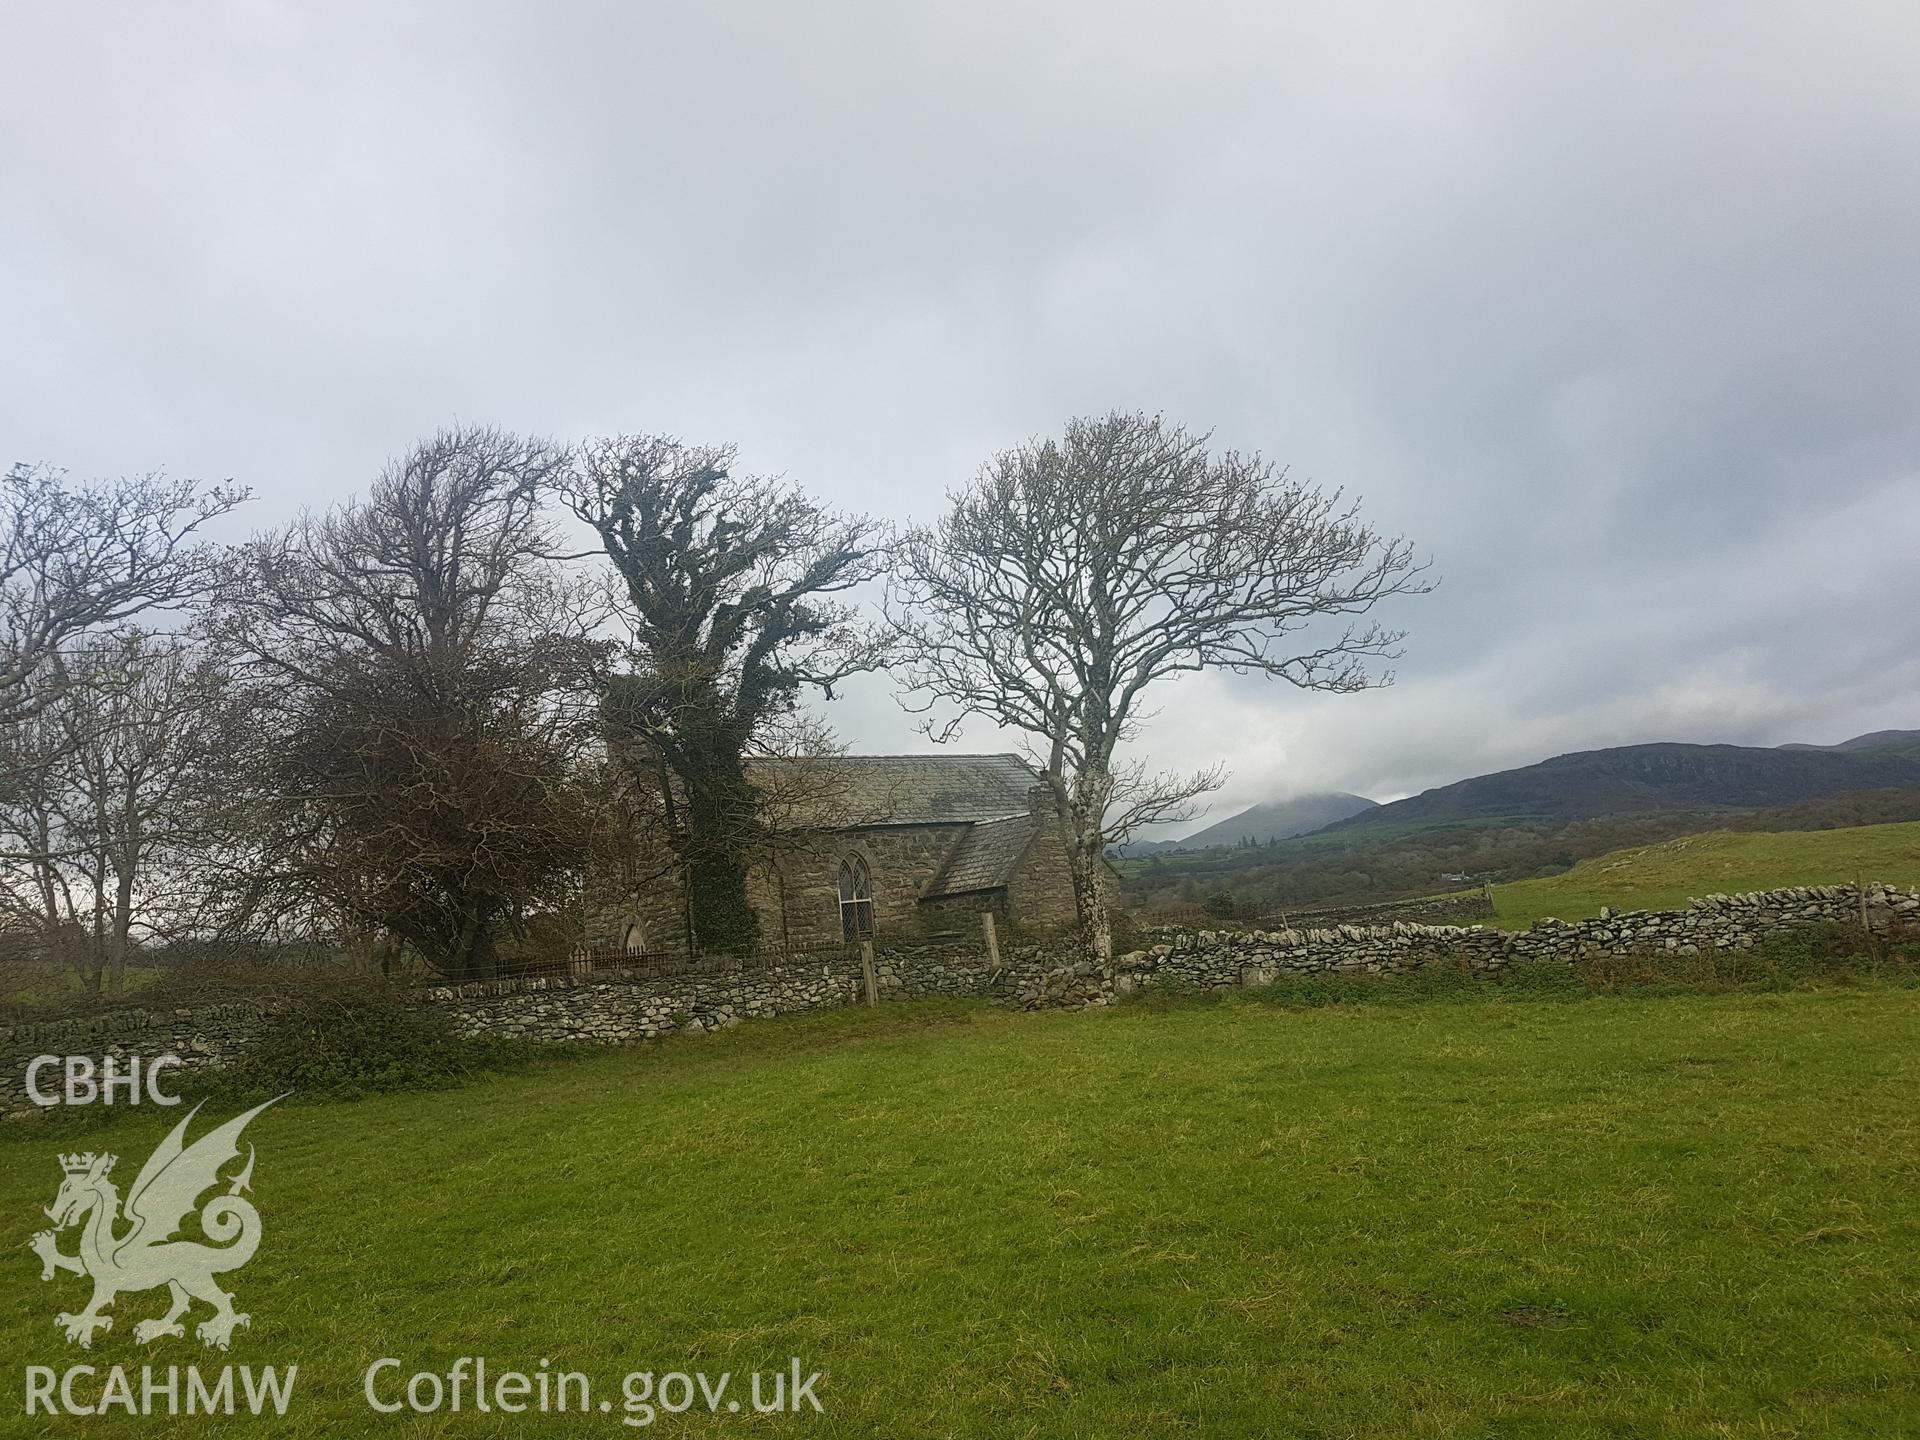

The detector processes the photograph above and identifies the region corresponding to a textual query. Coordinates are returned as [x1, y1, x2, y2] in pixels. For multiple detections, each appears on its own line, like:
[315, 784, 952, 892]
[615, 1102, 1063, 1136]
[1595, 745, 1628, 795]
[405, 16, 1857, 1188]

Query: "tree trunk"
[84, 855, 108, 994]
[673, 748, 762, 957]
[684, 849, 759, 955]
[108, 870, 136, 996]
[1066, 832, 1114, 963]
[414, 907, 499, 983]
[609, 706, 764, 958]
[451, 913, 499, 983]
[465, 925, 498, 982]
[1055, 766, 1116, 964]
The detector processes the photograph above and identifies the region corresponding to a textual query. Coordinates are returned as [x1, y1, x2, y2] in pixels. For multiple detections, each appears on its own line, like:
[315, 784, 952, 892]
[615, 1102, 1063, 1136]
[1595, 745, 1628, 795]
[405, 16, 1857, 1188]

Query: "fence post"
[981, 911, 1002, 980]
[860, 939, 878, 1006]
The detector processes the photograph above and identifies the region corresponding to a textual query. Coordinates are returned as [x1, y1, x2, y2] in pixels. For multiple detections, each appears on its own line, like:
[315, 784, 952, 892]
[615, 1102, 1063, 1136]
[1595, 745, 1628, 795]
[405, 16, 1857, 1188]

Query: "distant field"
[1484, 821, 1920, 929]
[0, 963, 165, 1010]
[3, 988, 1917, 1437]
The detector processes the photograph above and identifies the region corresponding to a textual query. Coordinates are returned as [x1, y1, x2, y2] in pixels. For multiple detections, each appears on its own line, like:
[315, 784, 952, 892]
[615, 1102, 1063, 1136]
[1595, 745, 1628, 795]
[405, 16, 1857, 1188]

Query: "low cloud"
[4, 2, 1914, 833]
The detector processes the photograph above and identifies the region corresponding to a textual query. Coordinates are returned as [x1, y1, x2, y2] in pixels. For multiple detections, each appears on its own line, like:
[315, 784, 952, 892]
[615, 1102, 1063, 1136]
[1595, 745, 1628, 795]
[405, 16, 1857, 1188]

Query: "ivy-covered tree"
[561, 436, 887, 954]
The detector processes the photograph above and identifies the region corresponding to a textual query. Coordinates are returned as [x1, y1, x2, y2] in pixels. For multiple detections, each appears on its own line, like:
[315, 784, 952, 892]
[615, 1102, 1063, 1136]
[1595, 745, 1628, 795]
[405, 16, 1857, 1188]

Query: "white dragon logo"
[28, 1097, 283, 1350]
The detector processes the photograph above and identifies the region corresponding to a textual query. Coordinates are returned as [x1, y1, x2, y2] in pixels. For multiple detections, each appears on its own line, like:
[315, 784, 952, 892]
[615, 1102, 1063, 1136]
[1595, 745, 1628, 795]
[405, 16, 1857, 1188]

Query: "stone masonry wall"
[0, 1001, 271, 1119]
[604, 824, 982, 956]
[1005, 809, 1082, 929]
[4, 882, 1913, 1118]
[1091, 881, 1919, 1006]
[760, 825, 974, 950]
[417, 937, 1015, 1045]
[1275, 890, 1497, 929]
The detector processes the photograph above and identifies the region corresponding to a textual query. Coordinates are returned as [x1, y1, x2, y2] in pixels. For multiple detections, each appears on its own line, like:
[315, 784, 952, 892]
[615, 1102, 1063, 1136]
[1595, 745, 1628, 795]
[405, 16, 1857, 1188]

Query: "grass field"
[4, 986, 1916, 1437]
[1484, 821, 1920, 929]
[0, 965, 165, 1012]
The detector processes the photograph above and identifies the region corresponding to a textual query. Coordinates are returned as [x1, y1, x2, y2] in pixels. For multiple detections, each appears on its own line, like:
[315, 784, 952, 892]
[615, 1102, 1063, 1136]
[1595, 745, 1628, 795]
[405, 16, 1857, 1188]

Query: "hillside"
[1482, 820, 1920, 928]
[1149, 791, 1377, 852]
[1120, 786, 1920, 921]
[1780, 728, 1920, 753]
[1323, 741, 1920, 836]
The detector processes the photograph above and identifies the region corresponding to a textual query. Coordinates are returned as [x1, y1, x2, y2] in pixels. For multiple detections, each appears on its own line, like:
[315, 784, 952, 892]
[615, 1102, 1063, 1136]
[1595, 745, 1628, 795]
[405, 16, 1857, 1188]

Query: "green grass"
[4, 987, 1917, 1437]
[0, 964, 166, 1011]
[1484, 821, 1920, 929]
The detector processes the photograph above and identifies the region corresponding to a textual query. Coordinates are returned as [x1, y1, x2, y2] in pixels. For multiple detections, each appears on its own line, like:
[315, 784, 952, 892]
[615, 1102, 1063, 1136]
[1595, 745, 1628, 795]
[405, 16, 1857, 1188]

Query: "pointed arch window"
[838, 856, 874, 941]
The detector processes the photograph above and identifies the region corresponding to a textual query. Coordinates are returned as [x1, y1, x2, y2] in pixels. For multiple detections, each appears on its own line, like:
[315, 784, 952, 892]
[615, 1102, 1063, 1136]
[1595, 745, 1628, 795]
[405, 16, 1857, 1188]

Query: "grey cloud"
[3, 2, 1915, 833]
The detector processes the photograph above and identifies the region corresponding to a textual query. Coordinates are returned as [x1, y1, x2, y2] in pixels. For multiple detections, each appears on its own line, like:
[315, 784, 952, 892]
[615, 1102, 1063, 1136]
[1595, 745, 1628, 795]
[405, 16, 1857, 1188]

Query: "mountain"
[1321, 741, 1920, 836]
[1133, 792, 1379, 854]
[1779, 729, 1920, 753]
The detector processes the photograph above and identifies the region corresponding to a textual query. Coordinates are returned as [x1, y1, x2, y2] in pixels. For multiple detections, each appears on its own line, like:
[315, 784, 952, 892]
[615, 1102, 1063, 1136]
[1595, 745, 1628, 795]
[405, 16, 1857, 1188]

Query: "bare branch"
[209, 427, 598, 980]
[0, 462, 247, 729]
[886, 410, 1433, 958]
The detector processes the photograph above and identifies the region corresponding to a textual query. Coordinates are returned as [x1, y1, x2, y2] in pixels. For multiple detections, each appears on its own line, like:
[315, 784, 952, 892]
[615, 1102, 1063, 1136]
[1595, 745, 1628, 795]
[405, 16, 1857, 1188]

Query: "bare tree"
[1, 463, 244, 728]
[0, 705, 84, 988]
[215, 427, 597, 980]
[561, 435, 888, 955]
[888, 411, 1431, 960]
[0, 632, 234, 995]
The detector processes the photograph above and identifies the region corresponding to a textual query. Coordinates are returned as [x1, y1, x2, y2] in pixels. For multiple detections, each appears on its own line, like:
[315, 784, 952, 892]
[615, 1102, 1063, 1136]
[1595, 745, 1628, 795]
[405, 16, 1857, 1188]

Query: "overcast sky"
[5, 2, 1917, 832]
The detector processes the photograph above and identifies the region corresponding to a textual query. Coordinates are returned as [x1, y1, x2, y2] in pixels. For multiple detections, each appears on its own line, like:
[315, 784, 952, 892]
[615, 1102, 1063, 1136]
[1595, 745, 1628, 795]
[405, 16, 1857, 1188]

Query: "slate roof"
[753, 752, 1041, 827]
[921, 815, 1037, 899]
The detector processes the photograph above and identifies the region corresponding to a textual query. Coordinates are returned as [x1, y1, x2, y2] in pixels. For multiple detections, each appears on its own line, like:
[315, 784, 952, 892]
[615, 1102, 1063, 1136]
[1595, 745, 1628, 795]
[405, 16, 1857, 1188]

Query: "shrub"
[194, 978, 542, 1103]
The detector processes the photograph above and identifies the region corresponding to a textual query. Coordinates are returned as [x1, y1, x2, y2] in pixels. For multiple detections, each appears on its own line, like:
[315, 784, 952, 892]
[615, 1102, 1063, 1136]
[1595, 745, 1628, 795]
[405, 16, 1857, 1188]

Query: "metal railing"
[488, 940, 859, 984]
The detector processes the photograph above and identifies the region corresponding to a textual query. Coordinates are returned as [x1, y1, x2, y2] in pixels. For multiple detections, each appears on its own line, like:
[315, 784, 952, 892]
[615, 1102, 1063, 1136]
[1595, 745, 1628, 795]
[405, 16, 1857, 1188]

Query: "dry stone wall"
[0, 1001, 270, 1119]
[1276, 889, 1496, 929]
[419, 939, 1026, 1044]
[399, 880, 1920, 1033]
[4, 882, 1913, 1117]
[1097, 880, 1917, 999]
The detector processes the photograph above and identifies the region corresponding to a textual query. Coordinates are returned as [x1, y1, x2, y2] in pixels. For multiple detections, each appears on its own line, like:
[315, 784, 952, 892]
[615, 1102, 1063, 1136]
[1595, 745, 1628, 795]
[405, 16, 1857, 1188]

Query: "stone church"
[608, 753, 1083, 955]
